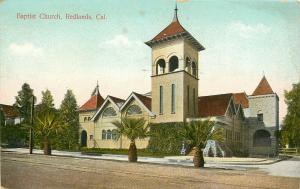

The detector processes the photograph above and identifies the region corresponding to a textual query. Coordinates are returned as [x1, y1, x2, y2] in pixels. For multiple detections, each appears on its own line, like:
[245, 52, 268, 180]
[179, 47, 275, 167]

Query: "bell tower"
[145, 5, 205, 122]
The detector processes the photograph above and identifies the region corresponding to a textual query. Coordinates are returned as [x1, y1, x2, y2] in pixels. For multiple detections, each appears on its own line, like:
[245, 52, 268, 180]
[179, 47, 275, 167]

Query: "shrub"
[147, 122, 183, 155]
[81, 148, 177, 157]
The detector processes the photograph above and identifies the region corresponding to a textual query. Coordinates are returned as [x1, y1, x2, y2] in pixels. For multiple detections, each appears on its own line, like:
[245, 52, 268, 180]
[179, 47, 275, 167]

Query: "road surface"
[1, 152, 300, 189]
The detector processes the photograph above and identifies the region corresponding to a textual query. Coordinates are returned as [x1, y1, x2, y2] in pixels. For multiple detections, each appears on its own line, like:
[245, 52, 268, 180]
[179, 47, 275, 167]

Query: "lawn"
[81, 148, 180, 158]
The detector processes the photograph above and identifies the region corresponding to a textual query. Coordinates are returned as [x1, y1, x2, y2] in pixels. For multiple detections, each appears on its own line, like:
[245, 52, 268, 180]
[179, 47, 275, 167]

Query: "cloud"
[228, 21, 271, 39]
[8, 42, 43, 57]
[100, 34, 142, 49]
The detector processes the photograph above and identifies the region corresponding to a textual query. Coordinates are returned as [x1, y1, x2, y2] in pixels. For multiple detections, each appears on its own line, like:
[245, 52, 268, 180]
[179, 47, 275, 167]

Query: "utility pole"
[29, 95, 34, 154]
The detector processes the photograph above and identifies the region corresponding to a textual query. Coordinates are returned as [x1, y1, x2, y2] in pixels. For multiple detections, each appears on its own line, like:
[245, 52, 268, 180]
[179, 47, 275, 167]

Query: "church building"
[79, 6, 279, 156]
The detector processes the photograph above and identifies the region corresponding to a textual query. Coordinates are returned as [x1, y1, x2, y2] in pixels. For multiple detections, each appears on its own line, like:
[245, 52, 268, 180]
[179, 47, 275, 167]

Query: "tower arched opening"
[169, 56, 179, 72]
[156, 59, 166, 75]
[253, 130, 271, 147]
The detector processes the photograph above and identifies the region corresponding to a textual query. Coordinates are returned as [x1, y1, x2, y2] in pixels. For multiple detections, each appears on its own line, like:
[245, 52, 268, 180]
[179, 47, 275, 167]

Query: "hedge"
[147, 122, 184, 155]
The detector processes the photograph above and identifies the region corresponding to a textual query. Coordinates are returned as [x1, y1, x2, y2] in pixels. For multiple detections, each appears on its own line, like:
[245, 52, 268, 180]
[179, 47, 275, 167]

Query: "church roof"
[233, 92, 249, 108]
[198, 93, 233, 118]
[252, 76, 274, 96]
[108, 95, 125, 107]
[133, 92, 152, 111]
[145, 7, 204, 51]
[152, 20, 185, 41]
[79, 86, 104, 111]
[120, 92, 154, 116]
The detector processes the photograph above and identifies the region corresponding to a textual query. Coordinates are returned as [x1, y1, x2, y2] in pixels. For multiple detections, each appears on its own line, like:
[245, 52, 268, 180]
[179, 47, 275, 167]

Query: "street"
[1, 152, 300, 189]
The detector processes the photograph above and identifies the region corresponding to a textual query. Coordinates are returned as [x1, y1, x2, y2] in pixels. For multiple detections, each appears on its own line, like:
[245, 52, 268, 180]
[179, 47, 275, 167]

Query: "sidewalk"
[1, 148, 279, 168]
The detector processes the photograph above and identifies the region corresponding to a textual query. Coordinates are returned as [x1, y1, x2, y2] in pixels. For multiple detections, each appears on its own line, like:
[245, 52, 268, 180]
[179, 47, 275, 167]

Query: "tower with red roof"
[247, 76, 279, 155]
[145, 5, 204, 122]
[78, 83, 104, 147]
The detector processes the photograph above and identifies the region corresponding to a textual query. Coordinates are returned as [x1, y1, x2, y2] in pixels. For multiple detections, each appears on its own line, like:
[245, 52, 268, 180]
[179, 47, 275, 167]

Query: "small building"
[0, 104, 21, 126]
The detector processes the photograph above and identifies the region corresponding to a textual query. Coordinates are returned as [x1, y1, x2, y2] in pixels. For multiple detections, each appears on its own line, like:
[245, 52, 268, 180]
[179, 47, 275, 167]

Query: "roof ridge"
[198, 93, 233, 98]
[108, 95, 125, 103]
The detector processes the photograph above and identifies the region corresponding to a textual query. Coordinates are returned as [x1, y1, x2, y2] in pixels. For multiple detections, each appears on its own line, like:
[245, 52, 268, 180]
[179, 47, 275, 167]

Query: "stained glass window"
[127, 105, 142, 115]
[107, 130, 112, 139]
[112, 129, 118, 140]
[102, 107, 117, 117]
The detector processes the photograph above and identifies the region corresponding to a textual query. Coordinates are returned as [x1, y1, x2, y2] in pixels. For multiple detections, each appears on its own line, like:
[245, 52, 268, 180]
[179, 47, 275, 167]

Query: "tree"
[0, 108, 5, 127]
[112, 117, 149, 162]
[34, 109, 61, 155]
[282, 82, 300, 147]
[180, 120, 224, 168]
[41, 89, 54, 108]
[58, 90, 79, 150]
[34, 89, 56, 149]
[14, 83, 36, 124]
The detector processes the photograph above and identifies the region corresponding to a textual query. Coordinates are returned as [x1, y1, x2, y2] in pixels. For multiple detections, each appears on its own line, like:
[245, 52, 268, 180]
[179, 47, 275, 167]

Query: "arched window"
[253, 130, 271, 147]
[191, 62, 197, 76]
[102, 107, 117, 117]
[127, 105, 142, 115]
[169, 56, 179, 72]
[156, 59, 166, 75]
[102, 130, 106, 140]
[88, 117, 91, 121]
[84, 117, 87, 122]
[112, 129, 118, 140]
[185, 57, 191, 73]
[107, 130, 112, 140]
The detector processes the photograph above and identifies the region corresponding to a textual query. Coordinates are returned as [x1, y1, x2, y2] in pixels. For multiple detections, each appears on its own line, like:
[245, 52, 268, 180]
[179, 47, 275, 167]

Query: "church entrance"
[253, 129, 271, 147]
[81, 130, 87, 147]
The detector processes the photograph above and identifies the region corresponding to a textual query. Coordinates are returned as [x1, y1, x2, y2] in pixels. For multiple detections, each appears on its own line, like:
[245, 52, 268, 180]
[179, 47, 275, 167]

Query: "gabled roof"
[0, 104, 19, 118]
[91, 95, 125, 121]
[252, 76, 274, 96]
[233, 92, 249, 108]
[145, 7, 204, 51]
[79, 87, 104, 111]
[133, 92, 151, 111]
[120, 92, 154, 117]
[108, 95, 125, 107]
[198, 93, 233, 118]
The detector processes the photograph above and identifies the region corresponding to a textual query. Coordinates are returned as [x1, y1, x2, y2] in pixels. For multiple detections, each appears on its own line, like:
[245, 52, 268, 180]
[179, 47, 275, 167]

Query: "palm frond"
[180, 120, 224, 148]
[112, 117, 149, 142]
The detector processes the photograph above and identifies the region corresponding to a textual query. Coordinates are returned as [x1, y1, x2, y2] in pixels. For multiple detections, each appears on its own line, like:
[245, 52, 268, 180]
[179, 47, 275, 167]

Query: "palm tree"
[180, 120, 224, 168]
[112, 117, 149, 162]
[34, 109, 61, 155]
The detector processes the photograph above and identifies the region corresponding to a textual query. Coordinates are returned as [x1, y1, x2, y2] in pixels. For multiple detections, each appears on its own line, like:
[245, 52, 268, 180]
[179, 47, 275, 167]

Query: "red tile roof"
[233, 92, 249, 108]
[152, 21, 186, 41]
[79, 93, 104, 111]
[252, 76, 274, 96]
[0, 104, 19, 118]
[198, 94, 232, 118]
[133, 92, 152, 111]
[145, 13, 204, 51]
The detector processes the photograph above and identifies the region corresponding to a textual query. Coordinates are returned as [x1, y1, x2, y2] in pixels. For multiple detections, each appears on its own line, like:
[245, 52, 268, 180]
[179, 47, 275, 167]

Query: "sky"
[1, 0, 300, 123]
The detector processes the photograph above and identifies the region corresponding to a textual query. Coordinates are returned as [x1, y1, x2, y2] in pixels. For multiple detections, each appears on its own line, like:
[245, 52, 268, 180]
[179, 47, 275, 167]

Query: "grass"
[81, 148, 180, 158]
